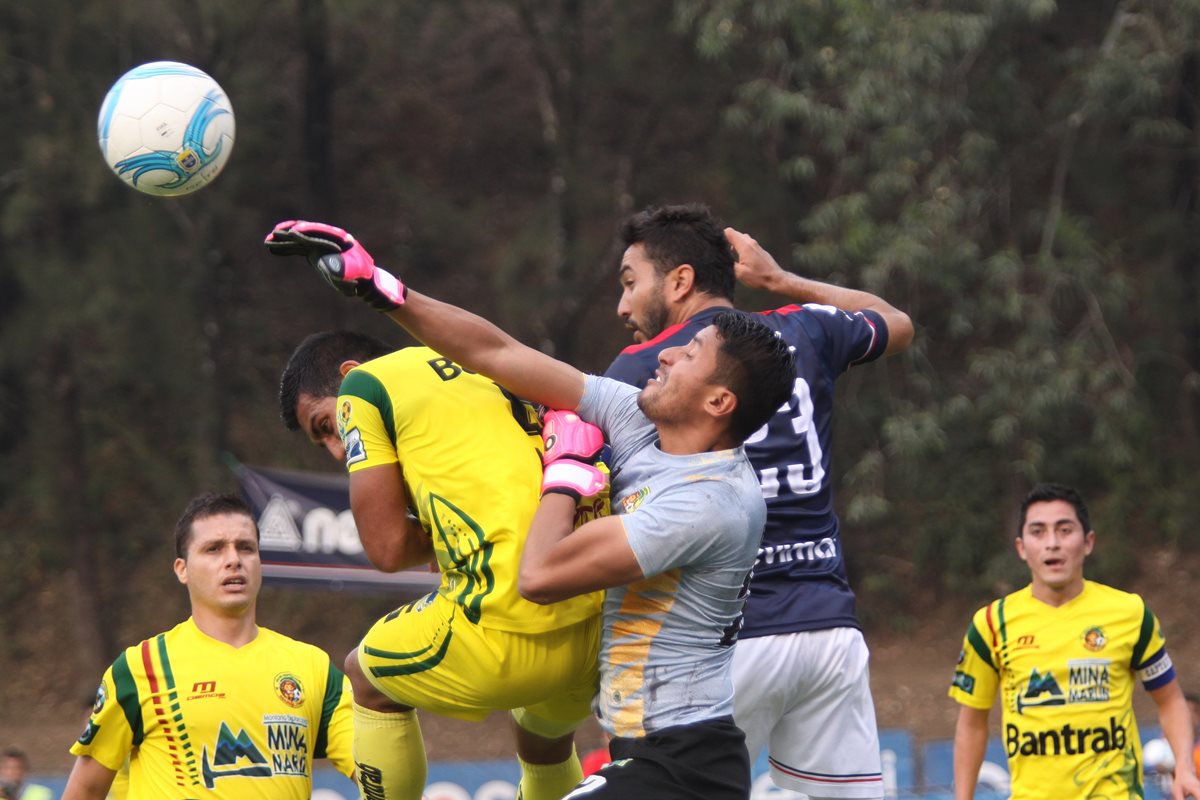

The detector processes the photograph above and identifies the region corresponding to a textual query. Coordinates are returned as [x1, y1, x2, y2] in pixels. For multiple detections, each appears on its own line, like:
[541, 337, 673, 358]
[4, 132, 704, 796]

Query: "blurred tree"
[678, 0, 1200, 604]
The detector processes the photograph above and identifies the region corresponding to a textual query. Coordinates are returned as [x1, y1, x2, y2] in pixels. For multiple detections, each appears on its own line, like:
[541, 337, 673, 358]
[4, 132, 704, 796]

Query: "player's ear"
[666, 264, 695, 300]
[703, 385, 737, 421]
[1014, 536, 1028, 563]
[174, 557, 188, 586]
[1083, 530, 1095, 556]
[338, 359, 361, 378]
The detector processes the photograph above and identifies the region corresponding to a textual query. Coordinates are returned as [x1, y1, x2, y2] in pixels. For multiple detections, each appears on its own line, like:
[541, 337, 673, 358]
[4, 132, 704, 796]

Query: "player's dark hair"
[175, 492, 258, 558]
[619, 204, 736, 300]
[0, 746, 27, 765]
[1018, 483, 1092, 536]
[709, 311, 796, 443]
[279, 331, 392, 431]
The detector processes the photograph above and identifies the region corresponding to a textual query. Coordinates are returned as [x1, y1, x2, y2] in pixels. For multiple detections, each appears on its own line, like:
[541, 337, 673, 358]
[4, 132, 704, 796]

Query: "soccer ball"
[97, 61, 235, 196]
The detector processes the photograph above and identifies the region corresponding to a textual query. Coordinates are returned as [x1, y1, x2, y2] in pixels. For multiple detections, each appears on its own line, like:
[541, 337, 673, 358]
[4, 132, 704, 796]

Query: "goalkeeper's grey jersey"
[577, 375, 766, 737]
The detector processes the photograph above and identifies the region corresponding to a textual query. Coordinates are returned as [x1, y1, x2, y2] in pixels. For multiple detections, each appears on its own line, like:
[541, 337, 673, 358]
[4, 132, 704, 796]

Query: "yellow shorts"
[357, 592, 601, 736]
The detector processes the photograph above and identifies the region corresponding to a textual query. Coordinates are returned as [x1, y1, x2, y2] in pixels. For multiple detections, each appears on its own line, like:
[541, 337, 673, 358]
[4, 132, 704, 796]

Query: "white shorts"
[732, 627, 882, 799]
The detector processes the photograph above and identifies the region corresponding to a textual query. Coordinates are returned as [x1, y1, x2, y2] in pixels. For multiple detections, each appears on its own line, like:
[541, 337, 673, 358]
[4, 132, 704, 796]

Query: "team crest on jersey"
[620, 486, 650, 514]
[1081, 626, 1107, 652]
[337, 399, 354, 436]
[274, 673, 304, 708]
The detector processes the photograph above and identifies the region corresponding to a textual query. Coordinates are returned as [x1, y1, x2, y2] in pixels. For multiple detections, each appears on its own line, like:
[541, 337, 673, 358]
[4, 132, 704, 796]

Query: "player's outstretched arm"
[265, 221, 585, 410]
[725, 227, 914, 355]
[951, 705, 989, 800]
[1149, 679, 1200, 799]
[385, 289, 584, 411]
[61, 756, 117, 800]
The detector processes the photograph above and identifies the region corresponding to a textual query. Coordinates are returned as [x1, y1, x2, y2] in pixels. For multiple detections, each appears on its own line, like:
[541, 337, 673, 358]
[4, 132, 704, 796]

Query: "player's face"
[1016, 500, 1094, 595]
[617, 244, 671, 343]
[175, 513, 262, 615]
[296, 392, 345, 462]
[637, 325, 722, 424]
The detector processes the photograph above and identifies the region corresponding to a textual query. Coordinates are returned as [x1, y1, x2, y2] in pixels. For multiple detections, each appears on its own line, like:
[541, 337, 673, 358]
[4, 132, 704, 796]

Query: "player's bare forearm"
[1149, 680, 1200, 798]
[951, 705, 989, 800]
[726, 227, 914, 355]
[62, 756, 117, 800]
[519, 495, 643, 604]
[384, 289, 585, 410]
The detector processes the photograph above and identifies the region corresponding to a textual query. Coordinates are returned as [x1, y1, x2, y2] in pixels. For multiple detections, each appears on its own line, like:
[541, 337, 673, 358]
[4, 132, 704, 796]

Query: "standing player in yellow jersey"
[949, 483, 1200, 800]
[62, 493, 355, 800]
[277, 331, 603, 800]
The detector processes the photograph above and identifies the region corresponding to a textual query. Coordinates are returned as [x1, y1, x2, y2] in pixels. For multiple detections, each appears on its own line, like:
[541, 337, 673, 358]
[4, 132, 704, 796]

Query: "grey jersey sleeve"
[577, 374, 654, 464]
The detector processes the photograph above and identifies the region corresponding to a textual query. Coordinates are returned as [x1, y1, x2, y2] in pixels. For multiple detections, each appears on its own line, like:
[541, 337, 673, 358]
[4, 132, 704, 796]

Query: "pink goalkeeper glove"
[541, 409, 609, 500]
[264, 220, 406, 311]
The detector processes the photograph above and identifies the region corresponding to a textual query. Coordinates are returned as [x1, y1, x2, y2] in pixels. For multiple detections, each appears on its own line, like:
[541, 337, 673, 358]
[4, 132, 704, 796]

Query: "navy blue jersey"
[604, 303, 889, 638]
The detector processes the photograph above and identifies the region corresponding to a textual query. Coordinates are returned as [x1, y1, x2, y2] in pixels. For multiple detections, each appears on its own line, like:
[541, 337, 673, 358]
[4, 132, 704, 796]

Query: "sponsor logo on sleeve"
[952, 670, 976, 694]
[92, 680, 107, 714]
[343, 427, 367, 465]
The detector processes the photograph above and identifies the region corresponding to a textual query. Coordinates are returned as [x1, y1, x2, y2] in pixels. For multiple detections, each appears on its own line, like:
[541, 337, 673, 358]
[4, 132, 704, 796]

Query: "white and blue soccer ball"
[97, 61, 235, 196]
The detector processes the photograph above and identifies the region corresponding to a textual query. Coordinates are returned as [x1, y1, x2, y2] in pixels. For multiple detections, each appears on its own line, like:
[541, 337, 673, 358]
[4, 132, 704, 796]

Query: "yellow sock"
[516, 747, 584, 800]
[352, 703, 427, 800]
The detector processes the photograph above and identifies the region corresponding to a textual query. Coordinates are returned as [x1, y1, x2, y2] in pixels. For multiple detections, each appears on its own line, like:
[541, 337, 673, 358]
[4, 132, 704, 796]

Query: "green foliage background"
[1, 0, 1199, 698]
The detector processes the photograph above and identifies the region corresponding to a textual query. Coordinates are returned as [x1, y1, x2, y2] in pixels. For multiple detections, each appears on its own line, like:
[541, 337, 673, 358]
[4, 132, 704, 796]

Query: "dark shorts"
[566, 716, 750, 800]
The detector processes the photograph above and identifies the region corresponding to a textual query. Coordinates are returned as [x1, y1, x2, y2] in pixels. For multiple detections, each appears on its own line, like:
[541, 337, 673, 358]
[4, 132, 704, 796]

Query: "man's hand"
[1174, 766, 1200, 799]
[541, 409, 608, 500]
[726, 227, 788, 292]
[265, 220, 406, 311]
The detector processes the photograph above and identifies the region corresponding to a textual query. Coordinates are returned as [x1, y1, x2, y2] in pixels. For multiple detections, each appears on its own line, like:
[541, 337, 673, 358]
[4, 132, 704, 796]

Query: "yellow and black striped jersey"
[949, 581, 1175, 799]
[337, 347, 601, 632]
[71, 619, 353, 799]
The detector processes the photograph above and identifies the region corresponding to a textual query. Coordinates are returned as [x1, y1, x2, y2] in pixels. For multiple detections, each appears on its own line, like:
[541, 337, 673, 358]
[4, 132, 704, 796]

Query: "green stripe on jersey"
[369, 628, 454, 678]
[340, 370, 396, 446]
[314, 661, 343, 759]
[997, 597, 1007, 647]
[1131, 603, 1155, 668]
[427, 493, 495, 625]
[112, 652, 145, 746]
[966, 622, 997, 672]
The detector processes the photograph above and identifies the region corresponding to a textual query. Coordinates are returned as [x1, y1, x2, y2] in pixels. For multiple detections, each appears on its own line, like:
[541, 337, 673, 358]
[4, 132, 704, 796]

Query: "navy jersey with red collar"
[603, 303, 888, 638]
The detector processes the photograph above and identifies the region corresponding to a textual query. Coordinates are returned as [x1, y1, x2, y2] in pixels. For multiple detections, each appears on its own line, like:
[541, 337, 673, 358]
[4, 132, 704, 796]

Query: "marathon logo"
[1005, 716, 1127, 757]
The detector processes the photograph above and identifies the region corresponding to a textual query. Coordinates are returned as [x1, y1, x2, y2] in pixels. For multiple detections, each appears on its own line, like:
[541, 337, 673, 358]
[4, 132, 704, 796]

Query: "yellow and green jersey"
[949, 580, 1175, 799]
[337, 347, 602, 632]
[71, 619, 353, 799]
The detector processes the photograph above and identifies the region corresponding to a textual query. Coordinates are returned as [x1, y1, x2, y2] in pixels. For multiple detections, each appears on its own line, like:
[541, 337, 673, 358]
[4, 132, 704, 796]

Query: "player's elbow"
[518, 566, 565, 605]
[886, 310, 915, 354]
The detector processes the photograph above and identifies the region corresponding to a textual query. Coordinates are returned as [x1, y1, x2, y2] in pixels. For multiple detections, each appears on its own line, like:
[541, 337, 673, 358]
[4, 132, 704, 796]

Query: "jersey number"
[744, 378, 825, 498]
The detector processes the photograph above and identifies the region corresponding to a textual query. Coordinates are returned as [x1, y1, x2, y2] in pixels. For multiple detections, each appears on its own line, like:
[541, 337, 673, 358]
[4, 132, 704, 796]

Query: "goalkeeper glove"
[540, 409, 609, 500]
[264, 220, 406, 311]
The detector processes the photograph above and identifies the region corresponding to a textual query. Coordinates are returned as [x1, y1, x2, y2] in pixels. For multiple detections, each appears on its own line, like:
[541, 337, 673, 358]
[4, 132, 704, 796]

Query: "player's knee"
[344, 646, 414, 713]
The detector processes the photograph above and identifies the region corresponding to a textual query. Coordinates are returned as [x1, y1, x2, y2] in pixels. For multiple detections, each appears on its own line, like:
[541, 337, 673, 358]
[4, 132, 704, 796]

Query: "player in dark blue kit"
[605, 205, 914, 799]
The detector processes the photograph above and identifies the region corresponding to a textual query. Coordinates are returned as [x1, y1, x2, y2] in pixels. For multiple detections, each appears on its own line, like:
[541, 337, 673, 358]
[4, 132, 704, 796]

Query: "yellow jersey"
[337, 347, 602, 632]
[949, 580, 1175, 799]
[71, 619, 353, 799]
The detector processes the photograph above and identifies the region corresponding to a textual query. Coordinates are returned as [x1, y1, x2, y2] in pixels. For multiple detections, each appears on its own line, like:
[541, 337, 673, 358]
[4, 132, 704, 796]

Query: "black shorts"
[567, 716, 750, 800]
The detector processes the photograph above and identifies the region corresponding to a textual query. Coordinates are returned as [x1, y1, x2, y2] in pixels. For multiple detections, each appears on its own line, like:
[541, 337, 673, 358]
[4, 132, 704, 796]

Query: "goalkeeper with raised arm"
[265, 220, 796, 800]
